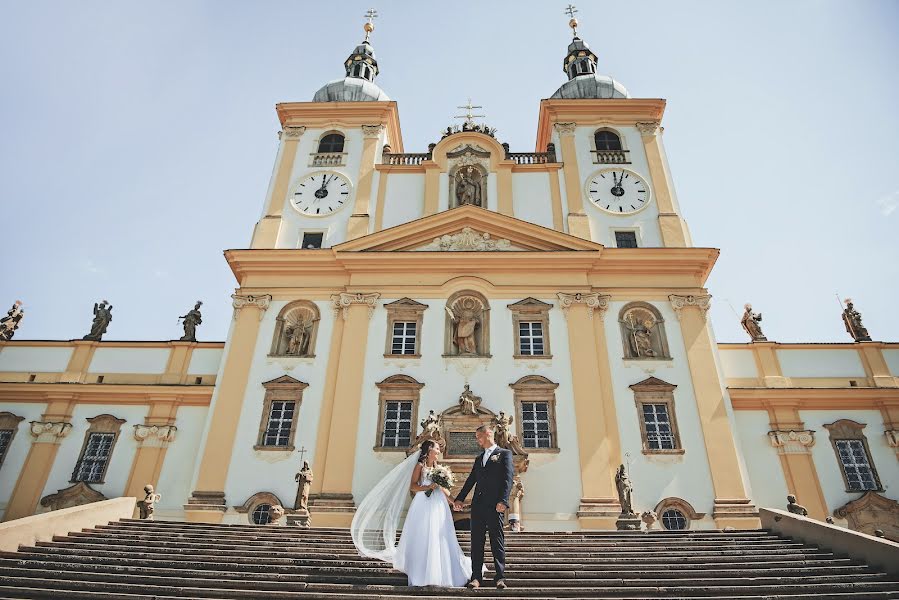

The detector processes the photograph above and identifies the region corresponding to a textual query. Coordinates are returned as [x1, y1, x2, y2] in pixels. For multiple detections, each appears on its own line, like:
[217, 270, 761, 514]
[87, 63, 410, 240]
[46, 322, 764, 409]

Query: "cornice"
[275, 101, 404, 153]
[535, 98, 667, 151]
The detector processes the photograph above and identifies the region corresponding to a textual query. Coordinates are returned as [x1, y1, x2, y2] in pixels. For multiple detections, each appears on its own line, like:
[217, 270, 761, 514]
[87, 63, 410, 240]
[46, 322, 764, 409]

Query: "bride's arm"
[408, 463, 437, 493]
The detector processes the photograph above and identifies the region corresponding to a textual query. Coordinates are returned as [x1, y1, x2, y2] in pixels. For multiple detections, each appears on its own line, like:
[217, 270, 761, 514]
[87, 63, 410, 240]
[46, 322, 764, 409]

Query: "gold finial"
[363, 8, 378, 42]
[565, 4, 579, 36]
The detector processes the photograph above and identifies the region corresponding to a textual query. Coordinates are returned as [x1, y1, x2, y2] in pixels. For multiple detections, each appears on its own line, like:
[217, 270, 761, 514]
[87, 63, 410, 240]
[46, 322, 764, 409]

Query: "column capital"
[556, 292, 610, 319]
[134, 424, 178, 447]
[280, 126, 306, 140]
[768, 429, 816, 455]
[553, 122, 577, 136]
[361, 124, 385, 138]
[669, 294, 712, 321]
[885, 429, 899, 449]
[331, 292, 380, 320]
[636, 121, 662, 137]
[231, 294, 272, 320]
[29, 420, 73, 443]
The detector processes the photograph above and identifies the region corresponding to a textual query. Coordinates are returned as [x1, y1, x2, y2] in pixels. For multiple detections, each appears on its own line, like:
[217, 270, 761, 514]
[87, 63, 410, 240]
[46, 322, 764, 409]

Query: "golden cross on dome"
[363, 8, 378, 42]
[454, 98, 485, 124]
[565, 4, 579, 36]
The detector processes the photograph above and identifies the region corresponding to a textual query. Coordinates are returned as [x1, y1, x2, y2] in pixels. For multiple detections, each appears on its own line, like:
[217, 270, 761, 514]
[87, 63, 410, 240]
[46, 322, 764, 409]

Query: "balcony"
[309, 152, 346, 167]
[382, 152, 429, 166]
[593, 149, 630, 164]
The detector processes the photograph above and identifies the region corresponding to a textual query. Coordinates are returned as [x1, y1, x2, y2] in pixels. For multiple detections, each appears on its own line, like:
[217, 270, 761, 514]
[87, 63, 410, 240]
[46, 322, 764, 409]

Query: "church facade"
[1, 18, 897, 537]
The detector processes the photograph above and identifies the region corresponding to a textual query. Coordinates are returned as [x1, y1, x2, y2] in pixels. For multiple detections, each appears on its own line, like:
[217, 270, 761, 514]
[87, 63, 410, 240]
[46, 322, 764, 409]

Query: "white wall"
[733, 410, 790, 510]
[718, 349, 759, 379]
[777, 349, 866, 378]
[0, 346, 73, 373]
[0, 402, 46, 519]
[154, 405, 208, 518]
[381, 174, 425, 230]
[188, 348, 223, 375]
[511, 172, 555, 230]
[882, 349, 899, 375]
[88, 348, 170, 374]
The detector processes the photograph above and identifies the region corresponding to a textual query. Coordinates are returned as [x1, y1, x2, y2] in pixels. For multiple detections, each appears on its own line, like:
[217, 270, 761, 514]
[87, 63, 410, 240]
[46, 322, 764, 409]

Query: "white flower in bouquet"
[425, 464, 456, 497]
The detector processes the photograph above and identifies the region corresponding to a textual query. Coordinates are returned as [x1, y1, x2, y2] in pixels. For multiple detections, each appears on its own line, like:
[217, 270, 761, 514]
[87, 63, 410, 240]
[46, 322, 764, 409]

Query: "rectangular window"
[390, 321, 417, 355]
[300, 232, 324, 249]
[263, 401, 296, 447]
[74, 432, 115, 483]
[518, 321, 545, 356]
[381, 401, 413, 448]
[0, 429, 13, 467]
[615, 231, 638, 248]
[642, 403, 676, 450]
[521, 401, 552, 448]
[836, 439, 878, 491]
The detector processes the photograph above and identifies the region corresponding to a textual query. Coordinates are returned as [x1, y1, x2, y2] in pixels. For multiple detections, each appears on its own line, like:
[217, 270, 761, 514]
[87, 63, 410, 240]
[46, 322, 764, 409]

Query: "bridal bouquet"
[425, 464, 456, 497]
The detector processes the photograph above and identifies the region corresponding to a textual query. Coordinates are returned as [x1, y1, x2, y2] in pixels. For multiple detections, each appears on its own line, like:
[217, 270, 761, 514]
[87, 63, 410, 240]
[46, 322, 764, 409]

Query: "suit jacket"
[455, 446, 514, 508]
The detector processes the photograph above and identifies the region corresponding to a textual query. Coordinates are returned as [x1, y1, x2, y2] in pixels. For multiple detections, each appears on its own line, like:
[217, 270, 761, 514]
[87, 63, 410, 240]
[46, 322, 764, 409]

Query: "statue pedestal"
[615, 512, 641, 531]
[286, 510, 312, 528]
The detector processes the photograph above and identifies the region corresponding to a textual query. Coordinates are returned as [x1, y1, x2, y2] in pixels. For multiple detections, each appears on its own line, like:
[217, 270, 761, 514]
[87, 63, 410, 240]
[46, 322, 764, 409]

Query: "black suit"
[454, 446, 514, 583]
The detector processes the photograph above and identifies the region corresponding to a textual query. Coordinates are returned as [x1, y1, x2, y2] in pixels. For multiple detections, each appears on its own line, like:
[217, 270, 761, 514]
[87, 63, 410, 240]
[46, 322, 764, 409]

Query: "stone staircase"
[0, 519, 897, 599]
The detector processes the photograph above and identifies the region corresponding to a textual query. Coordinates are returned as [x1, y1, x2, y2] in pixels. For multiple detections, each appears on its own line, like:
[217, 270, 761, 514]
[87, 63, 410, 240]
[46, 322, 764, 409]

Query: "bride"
[351, 440, 474, 587]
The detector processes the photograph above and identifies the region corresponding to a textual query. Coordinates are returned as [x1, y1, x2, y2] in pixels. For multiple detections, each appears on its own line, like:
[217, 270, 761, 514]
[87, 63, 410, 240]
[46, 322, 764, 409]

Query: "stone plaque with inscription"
[448, 431, 482, 456]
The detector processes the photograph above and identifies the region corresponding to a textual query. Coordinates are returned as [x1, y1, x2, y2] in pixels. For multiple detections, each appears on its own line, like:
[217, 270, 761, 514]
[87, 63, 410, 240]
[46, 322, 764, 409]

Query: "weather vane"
[565, 4, 579, 36]
[363, 8, 378, 42]
[454, 97, 485, 125]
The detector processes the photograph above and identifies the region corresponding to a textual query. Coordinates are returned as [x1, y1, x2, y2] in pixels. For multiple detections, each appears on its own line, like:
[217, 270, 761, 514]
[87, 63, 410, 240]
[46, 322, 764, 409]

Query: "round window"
[251, 503, 272, 525]
[661, 508, 688, 530]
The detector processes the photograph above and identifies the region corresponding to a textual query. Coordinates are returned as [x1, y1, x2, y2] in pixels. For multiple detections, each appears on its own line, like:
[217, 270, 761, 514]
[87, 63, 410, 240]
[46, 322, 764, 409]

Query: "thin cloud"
[876, 190, 898, 216]
[80, 259, 105, 275]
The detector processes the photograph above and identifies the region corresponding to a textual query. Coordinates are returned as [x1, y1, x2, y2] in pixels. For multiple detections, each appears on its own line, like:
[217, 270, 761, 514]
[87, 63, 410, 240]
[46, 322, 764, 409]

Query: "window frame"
[824, 419, 883, 493]
[70, 414, 126, 484]
[508, 298, 553, 360]
[510, 375, 560, 453]
[316, 132, 346, 153]
[374, 375, 424, 452]
[614, 230, 639, 248]
[383, 298, 427, 358]
[255, 375, 308, 452]
[591, 127, 630, 164]
[299, 231, 325, 249]
[0, 412, 24, 470]
[630, 377, 684, 455]
[654, 497, 704, 530]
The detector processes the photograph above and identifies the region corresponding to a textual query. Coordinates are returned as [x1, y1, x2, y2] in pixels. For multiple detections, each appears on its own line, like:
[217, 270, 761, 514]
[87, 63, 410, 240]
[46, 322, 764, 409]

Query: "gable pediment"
[334, 205, 604, 253]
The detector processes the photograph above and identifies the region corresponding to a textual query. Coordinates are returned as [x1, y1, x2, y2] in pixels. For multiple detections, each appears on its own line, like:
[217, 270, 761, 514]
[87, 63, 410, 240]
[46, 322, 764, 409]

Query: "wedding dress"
[351, 452, 474, 587]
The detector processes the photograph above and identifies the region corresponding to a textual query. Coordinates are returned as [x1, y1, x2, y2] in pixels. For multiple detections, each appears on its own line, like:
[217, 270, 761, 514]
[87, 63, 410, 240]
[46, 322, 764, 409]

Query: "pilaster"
[251, 126, 305, 249]
[554, 123, 590, 240]
[637, 122, 690, 247]
[346, 125, 383, 240]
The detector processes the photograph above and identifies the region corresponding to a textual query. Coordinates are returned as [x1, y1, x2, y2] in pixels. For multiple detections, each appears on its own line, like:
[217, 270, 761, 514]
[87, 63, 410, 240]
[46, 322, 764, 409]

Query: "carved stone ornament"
[556, 292, 610, 319]
[768, 429, 815, 455]
[362, 124, 385, 138]
[138, 484, 162, 520]
[833, 491, 899, 541]
[741, 303, 767, 342]
[29, 421, 73, 443]
[281, 126, 306, 140]
[668, 294, 712, 321]
[231, 294, 272, 321]
[331, 292, 380, 320]
[635, 121, 661, 137]
[885, 429, 899, 454]
[786, 494, 808, 516]
[40, 481, 106, 512]
[419, 227, 514, 252]
[133, 424, 177, 447]
[553, 122, 577, 135]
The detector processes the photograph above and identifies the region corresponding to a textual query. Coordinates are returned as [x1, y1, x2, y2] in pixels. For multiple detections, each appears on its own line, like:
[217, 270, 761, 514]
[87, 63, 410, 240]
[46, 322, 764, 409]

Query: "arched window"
[661, 508, 688, 530]
[594, 130, 622, 151]
[654, 497, 704, 530]
[317, 133, 345, 153]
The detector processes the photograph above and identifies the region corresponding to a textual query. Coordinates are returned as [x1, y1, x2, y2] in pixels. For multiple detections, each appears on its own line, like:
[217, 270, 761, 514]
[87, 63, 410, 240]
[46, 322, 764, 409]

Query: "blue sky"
[1, 1, 897, 343]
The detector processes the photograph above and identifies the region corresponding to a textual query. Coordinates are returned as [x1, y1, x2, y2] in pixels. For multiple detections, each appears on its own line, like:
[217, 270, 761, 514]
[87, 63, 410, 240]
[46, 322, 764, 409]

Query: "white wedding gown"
[392, 467, 473, 587]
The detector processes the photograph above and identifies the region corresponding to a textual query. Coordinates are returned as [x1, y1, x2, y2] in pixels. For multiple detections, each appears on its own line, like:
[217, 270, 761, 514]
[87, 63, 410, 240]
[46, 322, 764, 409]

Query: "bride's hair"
[417, 440, 436, 463]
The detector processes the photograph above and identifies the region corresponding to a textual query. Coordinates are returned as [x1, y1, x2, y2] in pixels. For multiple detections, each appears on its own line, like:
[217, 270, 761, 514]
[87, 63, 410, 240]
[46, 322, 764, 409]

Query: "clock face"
[291, 172, 351, 216]
[586, 169, 651, 215]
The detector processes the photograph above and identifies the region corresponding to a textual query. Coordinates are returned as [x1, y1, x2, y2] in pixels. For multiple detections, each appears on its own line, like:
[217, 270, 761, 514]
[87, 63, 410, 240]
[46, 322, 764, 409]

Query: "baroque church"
[0, 13, 897, 539]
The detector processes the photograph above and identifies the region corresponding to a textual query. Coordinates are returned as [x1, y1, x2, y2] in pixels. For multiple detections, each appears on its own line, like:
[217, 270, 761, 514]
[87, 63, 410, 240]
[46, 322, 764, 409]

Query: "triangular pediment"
[335, 205, 604, 253]
[629, 376, 677, 391]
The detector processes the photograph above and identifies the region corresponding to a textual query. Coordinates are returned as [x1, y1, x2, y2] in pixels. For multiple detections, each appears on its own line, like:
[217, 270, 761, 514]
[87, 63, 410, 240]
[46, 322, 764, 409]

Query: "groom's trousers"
[469, 504, 505, 582]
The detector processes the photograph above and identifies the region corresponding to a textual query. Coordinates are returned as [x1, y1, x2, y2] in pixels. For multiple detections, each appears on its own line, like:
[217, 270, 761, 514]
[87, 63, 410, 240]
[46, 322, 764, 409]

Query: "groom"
[453, 424, 513, 589]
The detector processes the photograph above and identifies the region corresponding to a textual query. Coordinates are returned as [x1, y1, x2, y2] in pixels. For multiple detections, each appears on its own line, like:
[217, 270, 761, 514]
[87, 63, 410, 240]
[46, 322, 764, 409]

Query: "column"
[857, 344, 899, 388]
[558, 292, 621, 529]
[184, 294, 270, 523]
[124, 397, 179, 499]
[59, 340, 98, 383]
[160, 341, 195, 385]
[751, 341, 791, 388]
[4, 412, 73, 521]
[554, 123, 591, 240]
[310, 292, 378, 527]
[637, 122, 690, 247]
[669, 294, 759, 528]
[765, 402, 828, 520]
[496, 164, 513, 216]
[346, 125, 383, 240]
[251, 126, 305, 249]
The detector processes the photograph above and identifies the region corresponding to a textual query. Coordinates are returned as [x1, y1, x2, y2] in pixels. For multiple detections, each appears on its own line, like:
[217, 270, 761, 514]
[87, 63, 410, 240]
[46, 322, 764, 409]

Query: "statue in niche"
[842, 298, 872, 342]
[615, 463, 635, 515]
[179, 301, 203, 342]
[283, 310, 315, 356]
[740, 303, 767, 342]
[457, 384, 482, 415]
[83, 300, 113, 341]
[454, 166, 483, 207]
[294, 461, 313, 511]
[445, 298, 481, 355]
[622, 308, 657, 358]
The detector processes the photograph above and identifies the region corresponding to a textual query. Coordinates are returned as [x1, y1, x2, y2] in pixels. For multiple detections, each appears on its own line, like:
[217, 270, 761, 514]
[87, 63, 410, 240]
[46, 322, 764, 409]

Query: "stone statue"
[509, 478, 524, 532]
[0, 300, 24, 341]
[624, 312, 656, 358]
[457, 384, 482, 415]
[421, 410, 440, 438]
[446, 302, 479, 355]
[825, 516, 835, 524]
[842, 298, 872, 342]
[741, 303, 767, 342]
[491, 411, 528, 455]
[786, 494, 808, 516]
[294, 461, 313, 511]
[615, 464, 635, 516]
[178, 301, 203, 342]
[83, 300, 113, 341]
[454, 166, 482, 207]
[641, 510, 658, 530]
[137, 484, 161, 520]
[285, 318, 313, 356]
[269, 504, 285, 525]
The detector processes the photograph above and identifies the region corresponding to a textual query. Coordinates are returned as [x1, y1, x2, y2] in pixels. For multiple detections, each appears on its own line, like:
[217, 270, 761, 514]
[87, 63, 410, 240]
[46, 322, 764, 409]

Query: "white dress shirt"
[481, 443, 498, 466]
